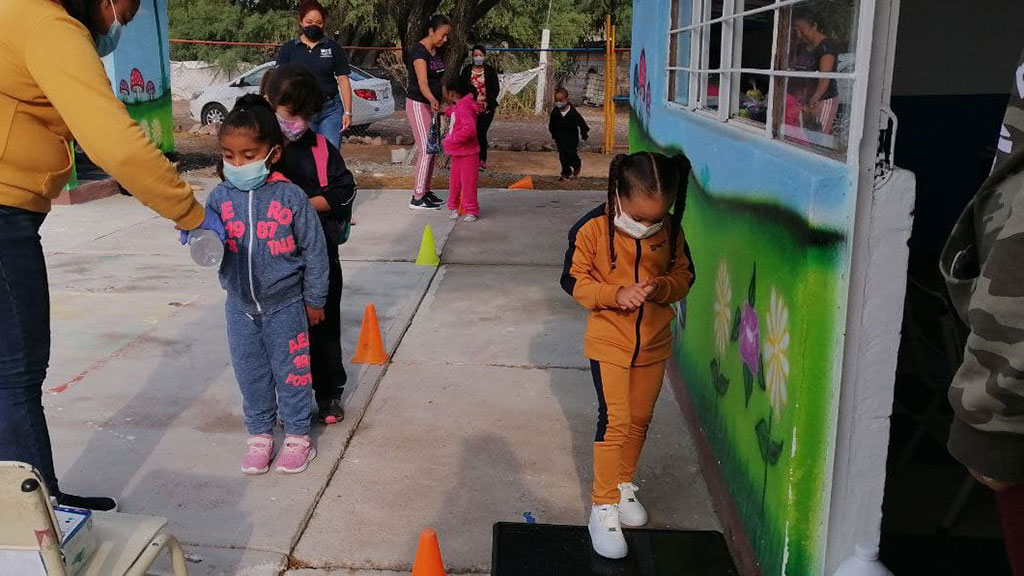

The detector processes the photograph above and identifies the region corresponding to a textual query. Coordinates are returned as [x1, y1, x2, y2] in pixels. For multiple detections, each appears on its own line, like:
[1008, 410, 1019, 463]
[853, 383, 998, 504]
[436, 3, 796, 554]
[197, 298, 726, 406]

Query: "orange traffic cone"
[508, 176, 534, 190]
[351, 303, 387, 364]
[411, 529, 446, 576]
[458, 201, 466, 216]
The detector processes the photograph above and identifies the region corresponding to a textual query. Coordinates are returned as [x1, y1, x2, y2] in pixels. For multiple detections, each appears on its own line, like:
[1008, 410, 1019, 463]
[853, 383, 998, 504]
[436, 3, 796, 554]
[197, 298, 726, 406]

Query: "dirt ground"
[173, 104, 628, 190]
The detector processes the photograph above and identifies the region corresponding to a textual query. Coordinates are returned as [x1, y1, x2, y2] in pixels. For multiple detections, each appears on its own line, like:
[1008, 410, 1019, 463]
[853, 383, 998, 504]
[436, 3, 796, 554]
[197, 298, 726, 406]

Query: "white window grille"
[667, 0, 863, 158]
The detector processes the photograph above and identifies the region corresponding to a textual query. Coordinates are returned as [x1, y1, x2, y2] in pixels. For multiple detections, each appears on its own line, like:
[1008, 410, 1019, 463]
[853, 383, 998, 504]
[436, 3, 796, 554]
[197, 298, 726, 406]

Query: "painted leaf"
[768, 438, 783, 465]
[755, 418, 785, 465]
[757, 354, 767, 391]
[730, 306, 742, 341]
[711, 359, 729, 396]
[743, 366, 753, 407]
[748, 262, 757, 306]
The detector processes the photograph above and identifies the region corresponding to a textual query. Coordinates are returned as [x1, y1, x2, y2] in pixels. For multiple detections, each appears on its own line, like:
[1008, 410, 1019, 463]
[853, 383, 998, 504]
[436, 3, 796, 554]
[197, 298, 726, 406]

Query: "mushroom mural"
[129, 68, 145, 102]
[101, 0, 175, 153]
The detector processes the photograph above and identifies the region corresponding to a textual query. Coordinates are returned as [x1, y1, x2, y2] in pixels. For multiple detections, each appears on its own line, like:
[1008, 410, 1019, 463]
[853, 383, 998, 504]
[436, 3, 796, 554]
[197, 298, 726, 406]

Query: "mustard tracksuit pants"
[589, 359, 666, 505]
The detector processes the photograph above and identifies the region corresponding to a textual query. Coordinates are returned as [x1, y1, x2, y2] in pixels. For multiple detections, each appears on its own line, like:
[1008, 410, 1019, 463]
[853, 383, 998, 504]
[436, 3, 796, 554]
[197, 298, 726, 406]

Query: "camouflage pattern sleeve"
[942, 48, 1024, 484]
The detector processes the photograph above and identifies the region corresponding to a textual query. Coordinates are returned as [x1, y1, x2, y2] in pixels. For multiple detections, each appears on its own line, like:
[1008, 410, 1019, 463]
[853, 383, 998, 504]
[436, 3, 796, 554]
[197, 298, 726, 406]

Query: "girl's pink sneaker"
[241, 434, 273, 475]
[274, 435, 317, 474]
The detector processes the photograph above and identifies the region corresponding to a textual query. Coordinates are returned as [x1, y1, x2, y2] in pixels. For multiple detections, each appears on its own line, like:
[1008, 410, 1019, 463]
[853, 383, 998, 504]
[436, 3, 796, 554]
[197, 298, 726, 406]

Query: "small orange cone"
[458, 201, 466, 216]
[351, 303, 387, 364]
[508, 176, 534, 190]
[411, 529, 446, 576]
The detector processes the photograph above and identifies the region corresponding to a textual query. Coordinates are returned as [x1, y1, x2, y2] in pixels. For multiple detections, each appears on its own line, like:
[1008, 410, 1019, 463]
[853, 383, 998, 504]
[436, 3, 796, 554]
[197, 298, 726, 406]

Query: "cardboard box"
[54, 506, 96, 576]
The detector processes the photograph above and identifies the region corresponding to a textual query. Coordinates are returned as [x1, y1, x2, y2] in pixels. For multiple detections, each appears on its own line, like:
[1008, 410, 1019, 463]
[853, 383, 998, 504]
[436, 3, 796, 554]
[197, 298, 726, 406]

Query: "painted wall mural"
[102, 0, 174, 153]
[629, 1, 856, 574]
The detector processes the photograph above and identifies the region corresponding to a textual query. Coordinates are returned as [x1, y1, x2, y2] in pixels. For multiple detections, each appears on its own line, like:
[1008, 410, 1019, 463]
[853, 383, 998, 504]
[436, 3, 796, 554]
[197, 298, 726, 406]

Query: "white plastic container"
[189, 228, 224, 268]
[833, 544, 894, 576]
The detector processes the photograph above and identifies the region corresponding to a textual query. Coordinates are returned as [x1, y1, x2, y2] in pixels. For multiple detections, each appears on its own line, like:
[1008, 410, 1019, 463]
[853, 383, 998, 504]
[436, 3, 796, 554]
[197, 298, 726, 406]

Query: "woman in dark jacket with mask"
[275, 0, 354, 149]
[460, 45, 500, 170]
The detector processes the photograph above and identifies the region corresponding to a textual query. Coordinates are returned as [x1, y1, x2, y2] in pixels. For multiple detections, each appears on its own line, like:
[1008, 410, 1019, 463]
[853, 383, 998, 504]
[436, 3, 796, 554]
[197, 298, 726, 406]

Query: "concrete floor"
[36, 185, 719, 575]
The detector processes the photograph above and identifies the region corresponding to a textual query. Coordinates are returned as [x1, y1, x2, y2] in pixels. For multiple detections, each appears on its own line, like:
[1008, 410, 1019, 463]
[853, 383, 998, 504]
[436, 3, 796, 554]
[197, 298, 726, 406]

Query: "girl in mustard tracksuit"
[560, 151, 694, 559]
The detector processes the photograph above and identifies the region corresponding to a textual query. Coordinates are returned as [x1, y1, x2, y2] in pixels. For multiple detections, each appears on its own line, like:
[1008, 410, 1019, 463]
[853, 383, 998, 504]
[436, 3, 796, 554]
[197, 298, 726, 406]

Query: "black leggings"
[309, 249, 347, 406]
[477, 110, 495, 163]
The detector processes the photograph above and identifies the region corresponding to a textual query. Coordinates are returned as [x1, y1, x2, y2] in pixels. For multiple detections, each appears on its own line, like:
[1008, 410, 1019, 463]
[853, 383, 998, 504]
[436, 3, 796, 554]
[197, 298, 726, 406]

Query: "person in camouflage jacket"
[941, 48, 1024, 575]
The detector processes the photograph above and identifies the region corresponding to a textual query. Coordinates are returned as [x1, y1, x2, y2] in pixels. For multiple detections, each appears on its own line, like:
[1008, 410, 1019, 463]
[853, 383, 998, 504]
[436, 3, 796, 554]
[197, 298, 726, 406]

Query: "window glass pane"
[245, 67, 268, 86]
[669, 28, 692, 106]
[776, 76, 853, 155]
[782, 0, 860, 74]
[670, 70, 690, 106]
[732, 73, 769, 125]
[698, 20, 721, 110]
[704, 4, 724, 69]
[673, 0, 693, 30]
[704, 73, 721, 110]
[737, 8, 775, 71]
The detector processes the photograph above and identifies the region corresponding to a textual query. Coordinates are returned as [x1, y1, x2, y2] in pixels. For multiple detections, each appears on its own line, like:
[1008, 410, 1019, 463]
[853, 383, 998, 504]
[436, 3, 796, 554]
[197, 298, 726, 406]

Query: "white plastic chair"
[0, 461, 188, 576]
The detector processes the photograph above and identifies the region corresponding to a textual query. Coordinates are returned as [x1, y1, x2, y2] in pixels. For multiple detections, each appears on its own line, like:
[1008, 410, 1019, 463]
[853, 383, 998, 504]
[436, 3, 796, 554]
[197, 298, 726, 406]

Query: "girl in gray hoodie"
[207, 95, 329, 475]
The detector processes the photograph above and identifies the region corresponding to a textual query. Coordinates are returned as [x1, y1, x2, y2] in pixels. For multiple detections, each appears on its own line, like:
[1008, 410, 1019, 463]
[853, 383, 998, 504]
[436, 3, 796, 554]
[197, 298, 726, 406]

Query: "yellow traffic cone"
[416, 225, 440, 266]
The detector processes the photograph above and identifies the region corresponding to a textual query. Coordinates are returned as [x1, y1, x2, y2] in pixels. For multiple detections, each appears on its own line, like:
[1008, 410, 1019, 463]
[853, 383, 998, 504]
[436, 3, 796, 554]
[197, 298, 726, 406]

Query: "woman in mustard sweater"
[0, 0, 224, 512]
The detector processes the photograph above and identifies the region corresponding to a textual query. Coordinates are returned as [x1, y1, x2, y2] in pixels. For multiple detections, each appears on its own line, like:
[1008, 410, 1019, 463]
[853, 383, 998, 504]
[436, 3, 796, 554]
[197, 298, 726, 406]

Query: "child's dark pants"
[558, 144, 582, 178]
[310, 250, 346, 408]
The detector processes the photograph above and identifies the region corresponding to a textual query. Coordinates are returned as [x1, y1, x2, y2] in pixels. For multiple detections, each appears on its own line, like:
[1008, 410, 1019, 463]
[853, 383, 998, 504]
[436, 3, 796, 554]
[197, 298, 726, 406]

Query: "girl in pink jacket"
[444, 78, 481, 222]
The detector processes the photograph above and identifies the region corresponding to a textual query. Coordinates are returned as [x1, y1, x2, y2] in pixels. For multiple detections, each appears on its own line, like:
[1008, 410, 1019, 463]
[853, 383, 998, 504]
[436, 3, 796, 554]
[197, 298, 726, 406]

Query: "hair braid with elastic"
[606, 154, 627, 269]
[667, 153, 692, 269]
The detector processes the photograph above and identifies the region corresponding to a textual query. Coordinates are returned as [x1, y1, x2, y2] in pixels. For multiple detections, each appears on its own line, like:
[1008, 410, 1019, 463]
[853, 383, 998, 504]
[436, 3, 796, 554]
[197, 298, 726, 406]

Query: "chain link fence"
[170, 40, 630, 126]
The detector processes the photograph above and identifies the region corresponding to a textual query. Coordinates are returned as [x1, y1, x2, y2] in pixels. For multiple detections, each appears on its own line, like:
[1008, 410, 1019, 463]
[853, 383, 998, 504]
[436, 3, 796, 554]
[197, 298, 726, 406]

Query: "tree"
[387, 0, 501, 80]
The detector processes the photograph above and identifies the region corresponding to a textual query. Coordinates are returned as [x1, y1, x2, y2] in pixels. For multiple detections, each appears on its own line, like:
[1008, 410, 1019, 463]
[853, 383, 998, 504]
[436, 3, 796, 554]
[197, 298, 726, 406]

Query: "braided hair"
[606, 151, 693, 271]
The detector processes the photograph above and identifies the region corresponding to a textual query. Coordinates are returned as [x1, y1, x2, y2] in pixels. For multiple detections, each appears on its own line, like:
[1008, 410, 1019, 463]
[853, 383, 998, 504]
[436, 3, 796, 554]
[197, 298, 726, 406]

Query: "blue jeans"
[311, 97, 343, 150]
[225, 298, 313, 436]
[0, 205, 59, 495]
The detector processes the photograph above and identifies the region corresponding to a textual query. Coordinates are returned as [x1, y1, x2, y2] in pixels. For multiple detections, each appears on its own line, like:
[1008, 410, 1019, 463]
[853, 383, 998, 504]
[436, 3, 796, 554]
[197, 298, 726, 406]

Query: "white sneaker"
[588, 504, 628, 559]
[449, 210, 460, 219]
[617, 482, 648, 527]
[464, 214, 478, 223]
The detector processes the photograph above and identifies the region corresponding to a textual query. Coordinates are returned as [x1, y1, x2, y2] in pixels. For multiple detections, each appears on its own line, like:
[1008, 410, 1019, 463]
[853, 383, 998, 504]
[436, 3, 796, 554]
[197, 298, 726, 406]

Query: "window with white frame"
[668, 0, 861, 157]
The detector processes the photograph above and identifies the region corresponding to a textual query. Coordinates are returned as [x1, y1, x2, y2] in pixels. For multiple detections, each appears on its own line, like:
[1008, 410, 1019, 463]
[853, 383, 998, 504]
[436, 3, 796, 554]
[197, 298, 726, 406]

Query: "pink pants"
[406, 99, 435, 199]
[448, 154, 480, 216]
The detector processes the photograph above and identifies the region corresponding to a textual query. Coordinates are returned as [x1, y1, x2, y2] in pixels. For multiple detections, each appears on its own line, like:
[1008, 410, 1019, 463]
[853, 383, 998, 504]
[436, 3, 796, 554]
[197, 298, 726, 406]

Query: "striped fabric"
[406, 100, 436, 199]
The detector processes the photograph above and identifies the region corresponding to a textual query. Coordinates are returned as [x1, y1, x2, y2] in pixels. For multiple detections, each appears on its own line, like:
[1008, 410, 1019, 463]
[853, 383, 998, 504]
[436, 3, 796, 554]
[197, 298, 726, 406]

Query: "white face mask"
[614, 193, 663, 239]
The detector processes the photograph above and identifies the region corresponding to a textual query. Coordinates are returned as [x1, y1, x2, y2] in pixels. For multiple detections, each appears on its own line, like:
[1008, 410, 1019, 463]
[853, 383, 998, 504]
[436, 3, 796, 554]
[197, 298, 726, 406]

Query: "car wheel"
[201, 103, 228, 126]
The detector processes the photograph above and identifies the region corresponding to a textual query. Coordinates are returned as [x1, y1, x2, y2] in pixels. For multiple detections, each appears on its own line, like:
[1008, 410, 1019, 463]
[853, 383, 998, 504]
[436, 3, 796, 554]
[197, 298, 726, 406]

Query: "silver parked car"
[189, 62, 395, 128]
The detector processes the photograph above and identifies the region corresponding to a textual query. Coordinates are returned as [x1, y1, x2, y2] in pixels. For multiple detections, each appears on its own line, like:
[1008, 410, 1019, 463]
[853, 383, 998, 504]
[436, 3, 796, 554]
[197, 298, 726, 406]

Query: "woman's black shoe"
[57, 493, 118, 512]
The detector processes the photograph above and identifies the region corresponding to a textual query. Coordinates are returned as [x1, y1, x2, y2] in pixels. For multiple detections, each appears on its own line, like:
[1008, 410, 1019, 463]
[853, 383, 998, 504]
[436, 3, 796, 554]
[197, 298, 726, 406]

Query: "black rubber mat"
[492, 522, 739, 576]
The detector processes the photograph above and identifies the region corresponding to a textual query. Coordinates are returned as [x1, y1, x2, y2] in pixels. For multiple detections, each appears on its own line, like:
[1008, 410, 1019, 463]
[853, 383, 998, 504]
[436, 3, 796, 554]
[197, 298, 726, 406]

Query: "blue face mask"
[223, 150, 274, 191]
[96, 0, 123, 57]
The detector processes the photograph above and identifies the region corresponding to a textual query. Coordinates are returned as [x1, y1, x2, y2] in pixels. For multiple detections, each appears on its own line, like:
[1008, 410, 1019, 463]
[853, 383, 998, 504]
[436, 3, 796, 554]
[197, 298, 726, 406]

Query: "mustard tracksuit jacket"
[560, 203, 695, 367]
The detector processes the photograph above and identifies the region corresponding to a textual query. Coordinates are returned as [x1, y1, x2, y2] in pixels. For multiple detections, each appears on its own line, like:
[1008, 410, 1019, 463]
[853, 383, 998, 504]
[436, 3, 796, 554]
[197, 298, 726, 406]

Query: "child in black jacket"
[549, 88, 590, 181]
[262, 63, 357, 425]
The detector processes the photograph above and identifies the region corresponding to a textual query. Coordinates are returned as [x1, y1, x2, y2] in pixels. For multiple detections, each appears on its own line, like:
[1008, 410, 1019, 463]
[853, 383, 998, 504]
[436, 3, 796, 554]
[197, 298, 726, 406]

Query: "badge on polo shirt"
[321, 47, 332, 58]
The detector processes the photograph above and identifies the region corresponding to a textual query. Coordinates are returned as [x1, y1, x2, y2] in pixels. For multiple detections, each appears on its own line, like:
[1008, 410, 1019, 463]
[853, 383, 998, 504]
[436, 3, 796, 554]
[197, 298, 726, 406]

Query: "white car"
[189, 61, 395, 128]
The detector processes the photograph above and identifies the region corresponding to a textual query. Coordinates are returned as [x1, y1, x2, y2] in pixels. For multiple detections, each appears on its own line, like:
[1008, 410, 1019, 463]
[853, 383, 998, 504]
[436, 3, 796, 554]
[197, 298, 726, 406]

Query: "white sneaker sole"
[619, 514, 647, 528]
[409, 202, 442, 211]
[275, 447, 317, 474]
[588, 527, 628, 559]
[241, 464, 270, 475]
